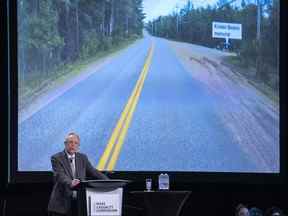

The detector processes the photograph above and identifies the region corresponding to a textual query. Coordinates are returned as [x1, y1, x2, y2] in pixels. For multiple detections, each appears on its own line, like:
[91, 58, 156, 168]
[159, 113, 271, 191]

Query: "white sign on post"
[86, 188, 123, 216]
[212, 21, 242, 40]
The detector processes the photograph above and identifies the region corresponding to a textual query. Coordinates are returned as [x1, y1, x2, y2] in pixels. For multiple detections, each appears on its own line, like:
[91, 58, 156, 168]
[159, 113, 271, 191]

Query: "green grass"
[19, 36, 141, 109]
[222, 55, 279, 106]
[225, 56, 243, 67]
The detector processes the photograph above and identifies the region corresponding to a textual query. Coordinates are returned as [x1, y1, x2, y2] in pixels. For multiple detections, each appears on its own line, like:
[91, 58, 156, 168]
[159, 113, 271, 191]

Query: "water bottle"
[158, 173, 164, 190]
[163, 173, 169, 190]
[158, 173, 169, 190]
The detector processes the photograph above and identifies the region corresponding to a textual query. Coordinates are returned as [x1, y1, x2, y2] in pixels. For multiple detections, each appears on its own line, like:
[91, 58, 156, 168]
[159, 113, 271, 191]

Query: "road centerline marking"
[97, 44, 154, 170]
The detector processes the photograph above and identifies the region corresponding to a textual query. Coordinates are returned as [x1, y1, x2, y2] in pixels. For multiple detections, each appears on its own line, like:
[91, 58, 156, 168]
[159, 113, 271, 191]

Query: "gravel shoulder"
[168, 39, 279, 172]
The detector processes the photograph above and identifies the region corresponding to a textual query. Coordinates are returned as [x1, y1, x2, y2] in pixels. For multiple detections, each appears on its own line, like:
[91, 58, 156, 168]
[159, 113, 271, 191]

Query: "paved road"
[19, 34, 279, 172]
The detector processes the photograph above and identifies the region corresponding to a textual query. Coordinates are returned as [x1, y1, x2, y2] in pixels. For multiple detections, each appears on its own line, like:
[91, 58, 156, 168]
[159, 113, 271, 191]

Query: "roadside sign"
[212, 21, 242, 40]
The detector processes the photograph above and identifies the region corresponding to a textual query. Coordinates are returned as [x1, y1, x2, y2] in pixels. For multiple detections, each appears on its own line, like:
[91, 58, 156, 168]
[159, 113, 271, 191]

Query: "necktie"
[70, 156, 77, 199]
[70, 156, 76, 178]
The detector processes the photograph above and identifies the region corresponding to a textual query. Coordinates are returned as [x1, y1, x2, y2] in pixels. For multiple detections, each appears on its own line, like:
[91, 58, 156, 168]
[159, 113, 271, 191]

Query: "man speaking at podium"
[48, 132, 109, 216]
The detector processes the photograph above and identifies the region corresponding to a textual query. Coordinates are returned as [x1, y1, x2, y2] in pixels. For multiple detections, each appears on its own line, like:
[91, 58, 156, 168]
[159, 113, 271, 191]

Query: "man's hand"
[71, 179, 80, 188]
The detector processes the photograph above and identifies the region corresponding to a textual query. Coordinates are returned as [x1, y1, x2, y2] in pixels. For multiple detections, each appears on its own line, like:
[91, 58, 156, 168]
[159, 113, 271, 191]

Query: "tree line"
[146, 0, 279, 90]
[18, 0, 145, 87]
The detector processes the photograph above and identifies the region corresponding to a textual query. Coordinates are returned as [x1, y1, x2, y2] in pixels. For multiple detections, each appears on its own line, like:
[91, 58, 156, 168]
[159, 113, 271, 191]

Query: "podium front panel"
[86, 187, 123, 216]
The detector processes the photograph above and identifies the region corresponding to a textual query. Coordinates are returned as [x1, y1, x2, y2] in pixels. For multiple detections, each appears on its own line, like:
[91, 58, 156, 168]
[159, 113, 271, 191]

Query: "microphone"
[69, 158, 73, 163]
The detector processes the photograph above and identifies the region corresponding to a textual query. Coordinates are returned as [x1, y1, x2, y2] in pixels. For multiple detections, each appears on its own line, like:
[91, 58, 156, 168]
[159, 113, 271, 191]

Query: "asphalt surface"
[19, 34, 279, 172]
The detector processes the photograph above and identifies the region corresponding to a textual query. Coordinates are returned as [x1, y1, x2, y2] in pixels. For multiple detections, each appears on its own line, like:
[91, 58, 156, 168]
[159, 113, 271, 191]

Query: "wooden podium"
[77, 179, 130, 216]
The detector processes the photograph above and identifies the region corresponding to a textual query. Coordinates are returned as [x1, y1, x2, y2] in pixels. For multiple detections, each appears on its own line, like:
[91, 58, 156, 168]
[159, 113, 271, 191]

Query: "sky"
[142, 0, 257, 22]
[143, 0, 218, 22]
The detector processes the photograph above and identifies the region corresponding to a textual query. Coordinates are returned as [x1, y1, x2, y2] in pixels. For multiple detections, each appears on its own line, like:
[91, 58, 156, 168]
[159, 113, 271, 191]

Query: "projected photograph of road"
[18, 0, 279, 172]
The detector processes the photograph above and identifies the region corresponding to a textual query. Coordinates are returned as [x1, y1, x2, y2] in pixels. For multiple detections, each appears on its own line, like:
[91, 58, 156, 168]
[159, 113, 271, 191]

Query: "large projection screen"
[17, 0, 279, 173]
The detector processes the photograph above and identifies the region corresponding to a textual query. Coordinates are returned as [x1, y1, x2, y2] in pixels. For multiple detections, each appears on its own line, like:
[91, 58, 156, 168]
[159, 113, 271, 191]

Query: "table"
[130, 191, 191, 216]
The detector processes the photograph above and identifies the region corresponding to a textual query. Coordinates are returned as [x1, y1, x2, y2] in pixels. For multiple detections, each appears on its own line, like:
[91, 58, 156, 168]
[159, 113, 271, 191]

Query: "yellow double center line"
[97, 43, 154, 171]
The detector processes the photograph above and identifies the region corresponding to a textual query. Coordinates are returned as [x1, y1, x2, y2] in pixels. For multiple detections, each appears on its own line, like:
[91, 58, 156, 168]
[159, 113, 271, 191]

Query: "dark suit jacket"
[47, 150, 109, 214]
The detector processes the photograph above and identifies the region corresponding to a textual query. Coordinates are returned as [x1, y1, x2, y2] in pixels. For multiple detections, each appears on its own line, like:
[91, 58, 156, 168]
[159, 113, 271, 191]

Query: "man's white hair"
[64, 132, 80, 144]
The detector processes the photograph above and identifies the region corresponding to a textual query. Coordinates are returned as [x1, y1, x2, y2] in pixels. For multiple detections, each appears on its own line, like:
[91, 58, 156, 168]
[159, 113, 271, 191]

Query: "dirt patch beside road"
[168, 39, 279, 172]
